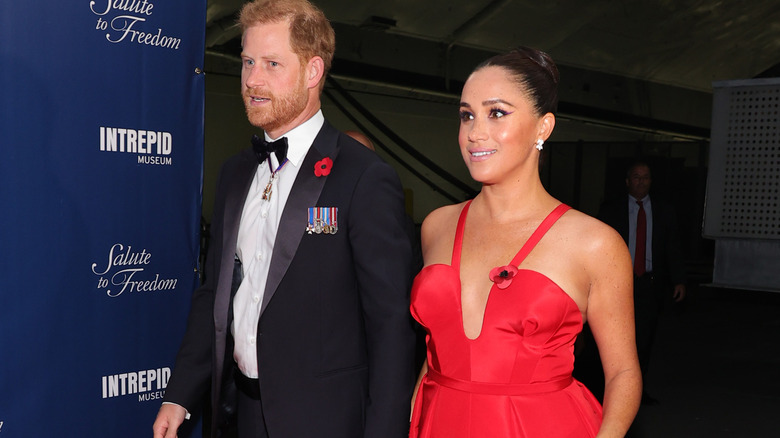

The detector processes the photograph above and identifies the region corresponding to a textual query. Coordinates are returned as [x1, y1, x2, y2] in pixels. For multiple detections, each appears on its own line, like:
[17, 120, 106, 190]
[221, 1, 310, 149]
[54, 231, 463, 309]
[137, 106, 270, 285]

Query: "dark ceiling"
[203, 0, 780, 141]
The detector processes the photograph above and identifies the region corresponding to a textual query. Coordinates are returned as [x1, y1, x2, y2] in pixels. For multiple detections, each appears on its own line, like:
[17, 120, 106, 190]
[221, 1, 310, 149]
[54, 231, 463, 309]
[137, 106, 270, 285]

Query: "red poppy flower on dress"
[489, 265, 519, 290]
[314, 157, 333, 177]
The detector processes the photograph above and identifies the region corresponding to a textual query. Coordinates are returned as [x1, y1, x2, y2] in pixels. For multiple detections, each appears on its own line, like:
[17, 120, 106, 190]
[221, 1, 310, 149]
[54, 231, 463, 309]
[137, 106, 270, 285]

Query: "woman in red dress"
[409, 47, 641, 437]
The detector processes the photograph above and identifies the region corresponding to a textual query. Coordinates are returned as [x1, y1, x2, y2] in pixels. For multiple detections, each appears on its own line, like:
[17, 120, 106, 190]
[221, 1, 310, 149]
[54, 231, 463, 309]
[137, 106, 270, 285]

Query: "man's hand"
[673, 284, 686, 302]
[153, 403, 187, 438]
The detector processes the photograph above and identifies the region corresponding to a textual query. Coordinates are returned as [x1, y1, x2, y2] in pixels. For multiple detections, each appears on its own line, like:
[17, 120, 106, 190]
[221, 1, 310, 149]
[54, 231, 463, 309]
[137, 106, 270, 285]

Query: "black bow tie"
[251, 134, 288, 166]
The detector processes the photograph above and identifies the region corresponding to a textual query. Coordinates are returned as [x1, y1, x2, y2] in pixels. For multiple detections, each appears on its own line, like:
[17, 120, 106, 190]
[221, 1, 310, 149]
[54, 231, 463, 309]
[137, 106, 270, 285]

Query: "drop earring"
[535, 139, 544, 151]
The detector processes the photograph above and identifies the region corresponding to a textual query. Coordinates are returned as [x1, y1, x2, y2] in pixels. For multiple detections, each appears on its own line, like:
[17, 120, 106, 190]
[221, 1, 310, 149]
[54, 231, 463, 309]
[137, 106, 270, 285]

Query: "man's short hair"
[239, 0, 336, 79]
[626, 160, 651, 178]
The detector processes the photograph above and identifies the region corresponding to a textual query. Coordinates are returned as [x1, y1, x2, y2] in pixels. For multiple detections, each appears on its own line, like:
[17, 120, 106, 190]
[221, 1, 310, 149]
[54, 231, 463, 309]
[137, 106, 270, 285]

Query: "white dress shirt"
[628, 194, 653, 273]
[232, 110, 324, 378]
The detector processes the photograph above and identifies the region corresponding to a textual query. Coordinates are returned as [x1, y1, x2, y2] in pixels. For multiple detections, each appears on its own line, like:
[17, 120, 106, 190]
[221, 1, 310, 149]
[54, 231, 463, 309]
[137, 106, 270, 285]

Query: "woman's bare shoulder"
[549, 208, 632, 306]
[558, 208, 627, 255]
[420, 202, 468, 262]
[421, 202, 466, 233]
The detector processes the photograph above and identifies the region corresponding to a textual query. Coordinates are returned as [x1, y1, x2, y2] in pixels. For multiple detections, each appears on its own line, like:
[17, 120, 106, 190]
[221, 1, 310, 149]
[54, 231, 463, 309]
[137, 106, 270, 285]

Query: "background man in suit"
[597, 161, 686, 404]
[344, 130, 375, 151]
[152, 1, 417, 437]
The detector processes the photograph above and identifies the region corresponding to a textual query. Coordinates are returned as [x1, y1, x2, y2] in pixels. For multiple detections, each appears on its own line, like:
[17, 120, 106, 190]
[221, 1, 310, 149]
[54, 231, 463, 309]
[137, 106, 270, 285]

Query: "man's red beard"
[243, 75, 308, 133]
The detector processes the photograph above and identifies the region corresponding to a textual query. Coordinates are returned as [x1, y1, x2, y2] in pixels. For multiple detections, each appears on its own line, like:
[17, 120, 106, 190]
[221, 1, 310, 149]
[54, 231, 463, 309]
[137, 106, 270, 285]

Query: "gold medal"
[261, 175, 275, 201]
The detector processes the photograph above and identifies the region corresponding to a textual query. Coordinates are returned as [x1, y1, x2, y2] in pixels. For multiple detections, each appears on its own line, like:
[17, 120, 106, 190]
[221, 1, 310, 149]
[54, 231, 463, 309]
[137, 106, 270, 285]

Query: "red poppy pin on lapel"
[314, 157, 333, 177]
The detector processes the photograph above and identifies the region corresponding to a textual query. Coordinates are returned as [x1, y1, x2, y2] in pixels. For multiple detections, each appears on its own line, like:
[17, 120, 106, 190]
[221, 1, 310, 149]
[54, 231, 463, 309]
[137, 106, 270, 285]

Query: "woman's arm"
[585, 226, 642, 437]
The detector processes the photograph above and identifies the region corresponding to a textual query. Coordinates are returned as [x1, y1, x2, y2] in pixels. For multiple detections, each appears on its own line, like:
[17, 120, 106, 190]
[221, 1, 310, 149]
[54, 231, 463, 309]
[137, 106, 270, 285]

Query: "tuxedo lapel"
[650, 198, 662, 259]
[617, 198, 631, 243]
[261, 122, 341, 315]
[215, 151, 258, 324]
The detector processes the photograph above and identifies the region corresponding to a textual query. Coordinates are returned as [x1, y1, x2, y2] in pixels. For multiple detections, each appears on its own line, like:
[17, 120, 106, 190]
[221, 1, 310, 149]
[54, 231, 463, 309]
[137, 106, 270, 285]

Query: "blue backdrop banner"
[0, 1, 206, 436]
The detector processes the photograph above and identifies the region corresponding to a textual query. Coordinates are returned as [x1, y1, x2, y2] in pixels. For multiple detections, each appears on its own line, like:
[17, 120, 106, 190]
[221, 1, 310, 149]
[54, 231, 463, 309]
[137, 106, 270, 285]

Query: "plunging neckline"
[452, 201, 571, 340]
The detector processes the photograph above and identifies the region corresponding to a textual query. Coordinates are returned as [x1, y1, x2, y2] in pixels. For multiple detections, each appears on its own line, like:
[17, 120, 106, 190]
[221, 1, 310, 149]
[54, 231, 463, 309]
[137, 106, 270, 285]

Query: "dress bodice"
[411, 202, 581, 384]
[409, 201, 602, 437]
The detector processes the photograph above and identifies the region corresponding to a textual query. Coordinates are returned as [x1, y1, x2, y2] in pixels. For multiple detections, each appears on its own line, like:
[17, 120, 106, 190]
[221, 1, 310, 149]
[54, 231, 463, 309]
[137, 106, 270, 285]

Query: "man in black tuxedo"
[153, 1, 417, 437]
[597, 161, 686, 404]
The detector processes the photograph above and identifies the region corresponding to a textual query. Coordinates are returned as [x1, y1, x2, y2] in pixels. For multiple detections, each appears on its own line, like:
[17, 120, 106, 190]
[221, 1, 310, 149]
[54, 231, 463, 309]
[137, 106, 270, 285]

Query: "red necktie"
[634, 200, 646, 277]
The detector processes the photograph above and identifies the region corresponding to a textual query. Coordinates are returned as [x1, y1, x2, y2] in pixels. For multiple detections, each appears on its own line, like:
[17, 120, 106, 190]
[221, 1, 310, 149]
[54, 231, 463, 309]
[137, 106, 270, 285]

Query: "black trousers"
[234, 370, 269, 438]
[236, 389, 268, 438]
[633, 273, 664, 376]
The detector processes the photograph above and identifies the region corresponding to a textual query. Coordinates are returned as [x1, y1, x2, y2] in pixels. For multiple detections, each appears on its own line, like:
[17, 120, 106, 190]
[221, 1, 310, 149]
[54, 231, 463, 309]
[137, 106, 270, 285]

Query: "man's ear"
[306, 56, 325, 90]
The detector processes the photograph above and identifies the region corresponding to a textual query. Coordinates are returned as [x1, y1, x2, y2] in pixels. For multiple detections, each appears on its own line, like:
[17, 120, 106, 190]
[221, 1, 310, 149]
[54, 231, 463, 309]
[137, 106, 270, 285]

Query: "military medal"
[261, 173, 277, 201]
[314, 207, 324, 233]
[261, 159, 288, 201]
[307, 207, 338, 234]
[322, 207, 330, 234]
[328, 207, 338, 234]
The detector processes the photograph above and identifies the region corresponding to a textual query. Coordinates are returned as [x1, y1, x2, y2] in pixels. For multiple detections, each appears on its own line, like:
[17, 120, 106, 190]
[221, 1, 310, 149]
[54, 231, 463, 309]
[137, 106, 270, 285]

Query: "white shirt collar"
[264, 110, 324, 168]
[629, 194, 650, 204]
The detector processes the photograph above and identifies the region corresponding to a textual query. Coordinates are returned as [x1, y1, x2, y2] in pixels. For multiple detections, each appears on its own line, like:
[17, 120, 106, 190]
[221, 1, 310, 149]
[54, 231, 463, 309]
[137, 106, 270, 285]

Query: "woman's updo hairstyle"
[473, 46, 559, 116]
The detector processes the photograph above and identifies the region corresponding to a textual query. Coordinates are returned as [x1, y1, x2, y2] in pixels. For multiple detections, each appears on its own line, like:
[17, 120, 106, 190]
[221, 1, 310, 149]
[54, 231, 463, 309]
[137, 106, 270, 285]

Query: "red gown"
[410, 202, 602, 437]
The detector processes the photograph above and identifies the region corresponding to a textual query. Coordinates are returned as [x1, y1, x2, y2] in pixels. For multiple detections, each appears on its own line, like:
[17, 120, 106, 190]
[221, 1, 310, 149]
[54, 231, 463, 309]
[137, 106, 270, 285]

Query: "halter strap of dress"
[451, 201, 571, 270]
[450, 200, 472, 269]
[509, 204, 571, 267]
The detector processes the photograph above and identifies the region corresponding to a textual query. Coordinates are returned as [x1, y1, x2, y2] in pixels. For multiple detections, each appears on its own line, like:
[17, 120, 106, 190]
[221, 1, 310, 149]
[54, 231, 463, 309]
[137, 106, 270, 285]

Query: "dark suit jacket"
[164, 121, 418, 438]
[597, 195, 686, 288]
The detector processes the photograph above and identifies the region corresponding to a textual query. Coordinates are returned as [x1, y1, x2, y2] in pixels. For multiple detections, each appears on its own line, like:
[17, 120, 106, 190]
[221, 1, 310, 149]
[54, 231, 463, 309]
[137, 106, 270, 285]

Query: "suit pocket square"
[307, 206, 338, 234]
